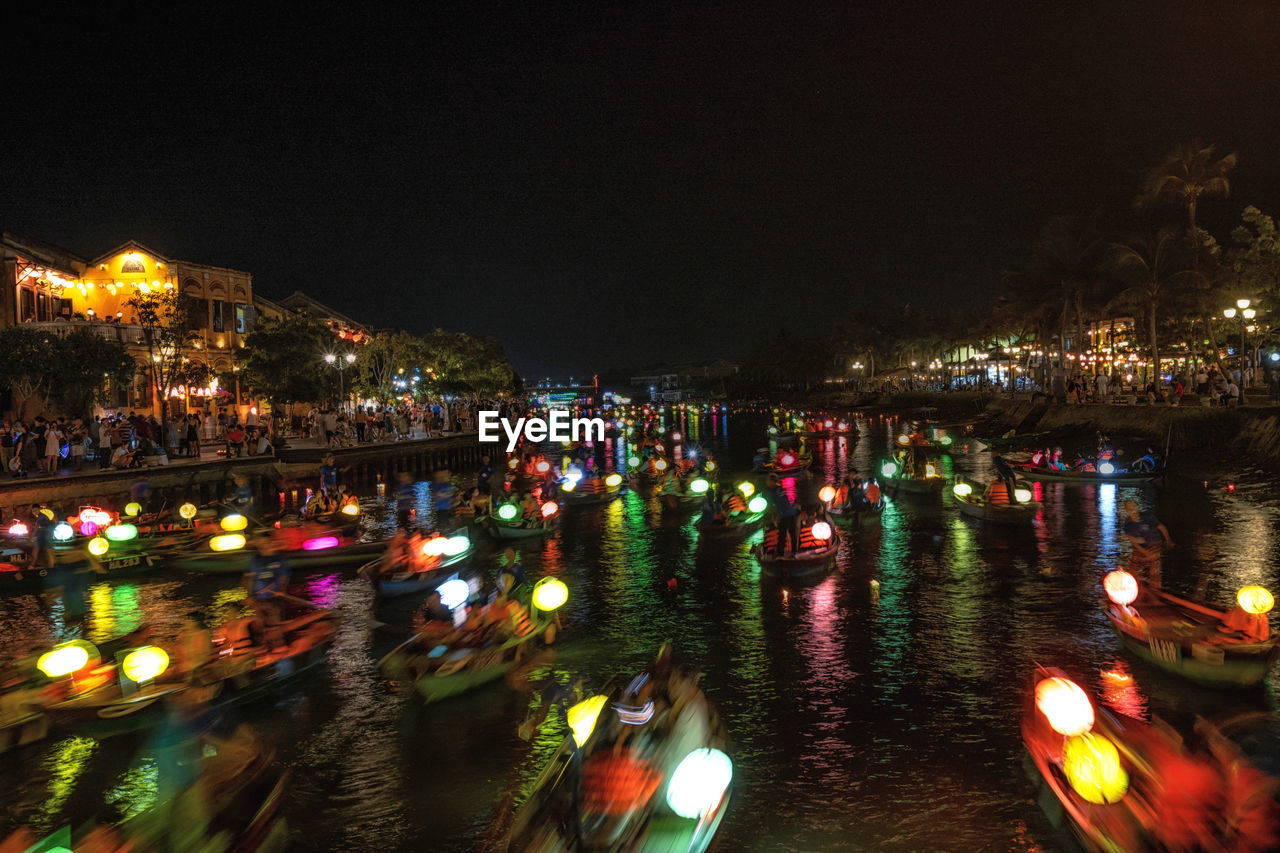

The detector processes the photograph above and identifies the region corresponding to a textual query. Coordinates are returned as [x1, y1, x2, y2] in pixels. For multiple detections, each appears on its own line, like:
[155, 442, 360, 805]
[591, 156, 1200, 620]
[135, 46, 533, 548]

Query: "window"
[184, 296, 208, 330]
[19, 288, 35, 322]
[57, 298, 73, 319]
[234, 302, 247, 334]
[212, 300, 225, 333]
[121, 255, 146, 273]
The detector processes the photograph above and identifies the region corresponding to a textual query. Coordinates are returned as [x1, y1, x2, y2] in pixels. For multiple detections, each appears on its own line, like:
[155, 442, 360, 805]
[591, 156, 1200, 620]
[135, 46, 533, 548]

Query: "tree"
[0, 326, 60, 419]
[1138, 141, 1237, 259]
[239, 314, 332, 421]
[49, 327, 137, 418]
[126, 288, 194, 446]
[353, 330, 422, 403]
[1107, 229, 1202, 388]
[1025, 216, 1109, 369]
[1229, 206, 1280, 301]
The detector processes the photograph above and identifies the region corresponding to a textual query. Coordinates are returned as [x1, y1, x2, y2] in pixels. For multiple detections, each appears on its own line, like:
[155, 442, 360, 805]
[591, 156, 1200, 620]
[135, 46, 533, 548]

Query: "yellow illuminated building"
[1, 233, 255, 418]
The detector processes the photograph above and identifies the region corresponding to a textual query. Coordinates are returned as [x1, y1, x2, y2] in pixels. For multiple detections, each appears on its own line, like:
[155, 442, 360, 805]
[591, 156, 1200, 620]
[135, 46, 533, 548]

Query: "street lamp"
[324, 351, 357, 412]
[1224, 301, 1259, 381]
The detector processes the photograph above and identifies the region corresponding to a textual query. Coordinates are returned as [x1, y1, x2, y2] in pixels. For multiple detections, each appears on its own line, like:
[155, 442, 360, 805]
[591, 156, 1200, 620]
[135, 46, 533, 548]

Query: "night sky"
[3, 3, 1278, 377]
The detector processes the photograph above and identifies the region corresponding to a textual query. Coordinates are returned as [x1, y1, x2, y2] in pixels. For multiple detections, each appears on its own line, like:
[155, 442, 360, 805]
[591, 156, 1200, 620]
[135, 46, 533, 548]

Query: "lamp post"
[324, 351, 357, 413]
[1224, 299, 1259, 384]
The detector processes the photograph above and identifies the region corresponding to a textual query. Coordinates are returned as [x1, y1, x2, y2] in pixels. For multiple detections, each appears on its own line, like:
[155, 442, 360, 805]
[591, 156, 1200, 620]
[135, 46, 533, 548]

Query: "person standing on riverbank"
[1122, 499, 1173, 588]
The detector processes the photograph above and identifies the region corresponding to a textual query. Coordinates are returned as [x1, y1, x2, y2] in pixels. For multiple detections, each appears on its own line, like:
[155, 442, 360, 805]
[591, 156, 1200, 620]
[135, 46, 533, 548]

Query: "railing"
[20, 319, 149, 346]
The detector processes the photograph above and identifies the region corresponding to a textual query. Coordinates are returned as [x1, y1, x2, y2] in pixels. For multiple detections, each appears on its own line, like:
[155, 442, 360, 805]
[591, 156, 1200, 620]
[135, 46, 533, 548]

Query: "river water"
[2, 410, 1278, 851]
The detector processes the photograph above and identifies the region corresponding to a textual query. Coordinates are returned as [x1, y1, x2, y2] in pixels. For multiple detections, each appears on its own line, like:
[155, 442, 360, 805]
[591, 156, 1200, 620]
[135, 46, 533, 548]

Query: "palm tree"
[1107, 229, 1202, 388]
[1137, 141, 1237, 259]
[1025, 216, 1110, 370]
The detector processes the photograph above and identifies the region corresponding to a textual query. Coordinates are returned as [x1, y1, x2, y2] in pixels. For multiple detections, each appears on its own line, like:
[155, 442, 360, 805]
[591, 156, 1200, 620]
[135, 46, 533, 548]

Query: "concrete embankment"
[978, 396, 1280, 461]
[0, 433, 484, 517]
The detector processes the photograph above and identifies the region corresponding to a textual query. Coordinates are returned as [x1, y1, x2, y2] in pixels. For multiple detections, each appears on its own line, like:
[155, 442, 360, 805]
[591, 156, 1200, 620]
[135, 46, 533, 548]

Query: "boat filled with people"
[877, 458, 944, 495]
[694, 483, 769, 538]
[951, 480, 1041, 524]
[1102, 570, 1279, 687]
[505, 646, 732, 852]
[361, 529, 474, 599]
[754, 518, 839, 579]
[1023, 666, 1280, 852]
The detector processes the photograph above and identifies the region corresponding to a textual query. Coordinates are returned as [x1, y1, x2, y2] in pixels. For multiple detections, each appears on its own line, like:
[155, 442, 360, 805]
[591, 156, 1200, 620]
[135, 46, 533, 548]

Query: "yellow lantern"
[532, 577, 569, 612]
[124, 502, 141, 517]
[818, 485, 836, 503]
[88, 537, 109, 557]
[178, 503, 197, 520]
[210, 533, 246, 552]
[604, 473, 623, 488]
[220, 514, 248, 532]
[1034, 677, 1094, 736]
[1238, 586, 1274, 615]
[341, 503, 360, 516]
[37, 642, 94, 678]
[1063, 732, 1129, 804]
[121, 646, 169, 683]
[567, 695, 608, 748]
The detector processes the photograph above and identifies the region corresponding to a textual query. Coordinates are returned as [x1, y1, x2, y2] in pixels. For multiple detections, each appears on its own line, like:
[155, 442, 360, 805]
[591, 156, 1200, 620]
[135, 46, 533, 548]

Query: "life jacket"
[725, 495, 746, 514]
[986, 482, 1010, 505]
[865, 484, 881, 505]
[835, 485, 849, 505]
[763, 529, 781, 553]
[581, 751, 662, 816]
[511, 603, 533, 636]
[798, 524, 820, 551]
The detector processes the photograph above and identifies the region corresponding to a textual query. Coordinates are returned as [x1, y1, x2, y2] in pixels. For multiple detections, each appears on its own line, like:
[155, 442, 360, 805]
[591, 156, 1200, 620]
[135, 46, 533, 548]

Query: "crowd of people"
[302, 397, 509, 448]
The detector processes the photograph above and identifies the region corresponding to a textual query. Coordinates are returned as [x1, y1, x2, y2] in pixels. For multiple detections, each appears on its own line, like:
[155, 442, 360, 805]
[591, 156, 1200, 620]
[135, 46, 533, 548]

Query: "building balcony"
[21, 318, 149, 346]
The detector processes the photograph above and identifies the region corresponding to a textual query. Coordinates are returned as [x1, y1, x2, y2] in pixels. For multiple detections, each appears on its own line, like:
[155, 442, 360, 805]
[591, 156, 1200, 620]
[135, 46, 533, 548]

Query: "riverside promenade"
[0, 429, 484, 517]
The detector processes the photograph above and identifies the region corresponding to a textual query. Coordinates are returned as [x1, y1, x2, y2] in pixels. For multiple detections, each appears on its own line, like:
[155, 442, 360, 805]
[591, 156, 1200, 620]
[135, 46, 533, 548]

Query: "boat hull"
[955, 497, 1040, 524]
[166, 540, 385, 573]
[1105, 603, 1277, 687]
[755, 542, 839, 579]
[830, 504, 884, 528]
[1016, 465, 1161, 483]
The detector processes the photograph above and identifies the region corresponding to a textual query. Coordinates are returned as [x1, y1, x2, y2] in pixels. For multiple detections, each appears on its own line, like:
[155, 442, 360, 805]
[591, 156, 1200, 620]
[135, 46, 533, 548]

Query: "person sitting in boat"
[765, 474, 800, 556]
[243, 534, 291, 651]
[231, 473, 257, 517]
[752, 448, 768, 472]
[423, 590, 454, 624]
[698, 490, 724, 526]
[865, 480, 882, 509]
[175, 611, 213, 681]
[1219, 603, 1271, 642]
[909, 429, 929, 468]
[1046, 447, 1067, 470]
[520, 491, 540, 526]
[380, 527, 412, 575]
[429, 469, 458, 512]
[991, 451, 1021, 504]
[497, 548, 526, 595]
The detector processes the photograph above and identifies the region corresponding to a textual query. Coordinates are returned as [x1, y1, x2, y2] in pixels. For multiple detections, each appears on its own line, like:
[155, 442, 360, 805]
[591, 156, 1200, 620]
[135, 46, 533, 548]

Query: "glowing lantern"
[53, 522, 74, 542]
[1063, 732, 1129, 804]
[748, 496, 768, 514]
[121, 646, 169, 683]
[818, 486, 836, 504]
[567, 695, 608, 748]
[706, 461, 717, 472]
[1238, 586, 1275, 615]
[508, 458, 519, 470]
[541, 501, 558, 518]
[442, 536, 470, 557]
[37, 643, 93, 678]
[1104, 570, 1138, 607]
[220, 514, 248, 532]
[124, 502, 141, 517]
[1013, 488, 1033, 503]
[738, 482, 755, 498]
[690, 479, 710, 494]
[210, 534, 246, 552]
[1034, 677, 1094, 736]
[80, 521, 98, 536]
[40, 508, 54, 521]
[672, 432, 682, 441]
[940, 435, 953, 445]
[604, 473, 623, 488]
[437, 578, 469, 610]
[106, 524, 138, 542]
[497, 504, 519, 521]
[178, 503, 197, 520]
[881, 462, 898, 478]
[666, 748, 733, 819]
[654, 459, 669, 472]
[953, 483, 973, 498]
[423, 537, 449, 557]
[88, 537, 109, 556]
[561, 479, 576, 492]
[532, 577, 569, 612]
[1098, 462, 1116, 475]
[536, 461, 551, 474]
[303, 536, 339, 551]
[897, 435, 909, 445]
[811, 521, 832, 541]
[779, 453, 796, 466]
[8, 521, 28, 537]
[924, 463, 937, 478]
[824, 420, 833, 429]
[628, 455, 641, 468]
[341, 503, 360, 516]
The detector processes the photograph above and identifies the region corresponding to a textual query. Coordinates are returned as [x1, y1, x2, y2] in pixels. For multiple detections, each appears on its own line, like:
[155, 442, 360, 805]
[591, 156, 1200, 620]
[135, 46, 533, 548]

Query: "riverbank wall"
[0, 433, 484, 518]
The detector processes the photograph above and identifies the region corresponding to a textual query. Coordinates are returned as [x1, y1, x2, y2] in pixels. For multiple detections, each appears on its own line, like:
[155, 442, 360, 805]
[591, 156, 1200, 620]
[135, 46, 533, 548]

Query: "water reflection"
[2, 411, 1280, 852]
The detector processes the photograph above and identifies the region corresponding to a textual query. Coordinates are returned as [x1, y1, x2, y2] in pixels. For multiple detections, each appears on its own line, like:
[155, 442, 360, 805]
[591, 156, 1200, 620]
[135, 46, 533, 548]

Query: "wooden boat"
[1103, 578, 1279, 687]
[830, 501, 885, 528]
[165, 536, 384, 574]
[379, 607, 554, 704]
[485, 517, 559, 539]
[696, 508, 767, 538]
[1023, 665, 1280, 852]
[507, 657, 732, 853]
[1015, 464, 1161, 484]
[362, 549, 472, 599]
[762, 452, 811, 475]
[881, 472, 945, 496]
[41, 609, 339, 732]
[754, 524, 839, 579]
[953, 487, 1040, 524]
[0, 688, 49, 755]
[560, 478, 623, 507]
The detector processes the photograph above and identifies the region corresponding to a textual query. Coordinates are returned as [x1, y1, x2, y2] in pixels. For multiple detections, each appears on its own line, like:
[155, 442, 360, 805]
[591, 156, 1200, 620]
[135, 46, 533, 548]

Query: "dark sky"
[3, 2, 1278, 377]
